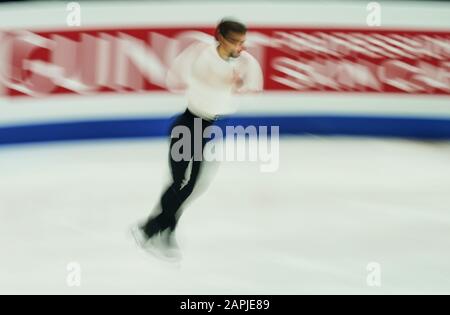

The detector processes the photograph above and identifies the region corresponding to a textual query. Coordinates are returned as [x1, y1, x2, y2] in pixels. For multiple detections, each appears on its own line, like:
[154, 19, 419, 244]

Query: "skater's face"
[219, 31, 246, 59]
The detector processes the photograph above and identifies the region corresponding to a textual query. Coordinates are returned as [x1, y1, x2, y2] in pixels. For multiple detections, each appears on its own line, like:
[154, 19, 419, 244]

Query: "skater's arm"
[233, 53, 264, 94]
[166, 41, 207, 93]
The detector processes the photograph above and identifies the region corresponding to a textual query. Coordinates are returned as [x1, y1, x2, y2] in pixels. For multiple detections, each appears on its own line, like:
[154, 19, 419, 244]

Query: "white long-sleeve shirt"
[166, 42, 263, 121]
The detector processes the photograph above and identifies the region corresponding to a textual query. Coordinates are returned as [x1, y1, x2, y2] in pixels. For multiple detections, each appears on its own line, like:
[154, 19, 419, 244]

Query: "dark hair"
[215, 18, 247, 41]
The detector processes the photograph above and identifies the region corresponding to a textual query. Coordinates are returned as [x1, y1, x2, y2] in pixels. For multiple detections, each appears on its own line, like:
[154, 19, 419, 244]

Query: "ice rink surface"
[1, 137, 449, 294]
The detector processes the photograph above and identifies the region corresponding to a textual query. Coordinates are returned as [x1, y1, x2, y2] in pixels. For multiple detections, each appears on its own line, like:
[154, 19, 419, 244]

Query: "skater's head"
[215, 18, 247, 59]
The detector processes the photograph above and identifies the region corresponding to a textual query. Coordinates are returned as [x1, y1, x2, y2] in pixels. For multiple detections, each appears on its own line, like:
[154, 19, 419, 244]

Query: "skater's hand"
[232, 69, 244, 92]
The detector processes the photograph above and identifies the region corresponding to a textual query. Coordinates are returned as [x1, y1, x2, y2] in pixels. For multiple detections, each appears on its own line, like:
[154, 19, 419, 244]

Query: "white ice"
[0, 137, 449, 294]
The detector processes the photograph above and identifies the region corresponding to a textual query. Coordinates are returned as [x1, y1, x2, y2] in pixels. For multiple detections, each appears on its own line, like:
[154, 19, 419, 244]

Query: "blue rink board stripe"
[1, 115, 450, 146]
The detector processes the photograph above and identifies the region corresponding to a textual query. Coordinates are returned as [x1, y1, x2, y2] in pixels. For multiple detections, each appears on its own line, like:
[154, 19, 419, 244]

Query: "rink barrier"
[1, 115, 450, 146]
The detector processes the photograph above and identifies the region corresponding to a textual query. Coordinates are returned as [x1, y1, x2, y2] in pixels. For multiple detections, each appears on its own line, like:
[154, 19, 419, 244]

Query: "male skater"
[132, 18, 263, 261]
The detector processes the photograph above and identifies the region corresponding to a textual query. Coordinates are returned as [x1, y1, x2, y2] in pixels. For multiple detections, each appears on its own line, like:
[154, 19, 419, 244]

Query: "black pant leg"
[143, 110, 212, 236]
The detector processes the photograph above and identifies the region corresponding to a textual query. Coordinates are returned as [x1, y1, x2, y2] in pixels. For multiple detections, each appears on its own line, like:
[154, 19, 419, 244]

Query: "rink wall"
[0, 1, 449, 145]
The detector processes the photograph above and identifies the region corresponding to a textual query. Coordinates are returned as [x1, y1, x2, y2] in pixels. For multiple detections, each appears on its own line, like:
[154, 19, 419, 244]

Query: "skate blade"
[143, 244, 182, 264]
[130, 226, 182, 264]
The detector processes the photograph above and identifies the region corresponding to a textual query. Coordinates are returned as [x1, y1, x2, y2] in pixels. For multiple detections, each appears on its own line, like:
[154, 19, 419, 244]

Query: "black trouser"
[143, 109, 214, 237]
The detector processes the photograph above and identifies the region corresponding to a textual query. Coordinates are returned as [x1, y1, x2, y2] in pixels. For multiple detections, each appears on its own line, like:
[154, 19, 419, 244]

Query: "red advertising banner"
[0, 27, 449, 97]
